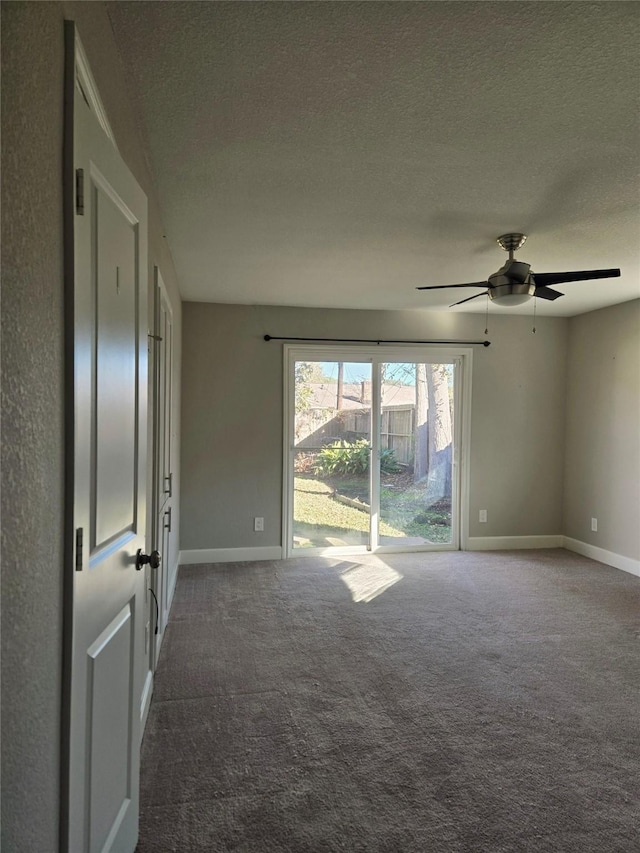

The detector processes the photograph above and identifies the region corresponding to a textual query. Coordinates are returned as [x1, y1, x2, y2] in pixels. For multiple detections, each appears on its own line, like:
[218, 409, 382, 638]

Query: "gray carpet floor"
[136, 550, 640, 852]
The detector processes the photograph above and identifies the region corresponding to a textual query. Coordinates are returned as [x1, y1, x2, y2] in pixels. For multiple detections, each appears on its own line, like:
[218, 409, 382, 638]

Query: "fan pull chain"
[484, 293, 490, 335]
[532, 295, 537, 334]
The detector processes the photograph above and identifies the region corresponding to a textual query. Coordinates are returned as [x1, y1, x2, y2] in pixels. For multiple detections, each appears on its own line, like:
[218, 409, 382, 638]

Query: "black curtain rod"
[264, 335, 490, 347]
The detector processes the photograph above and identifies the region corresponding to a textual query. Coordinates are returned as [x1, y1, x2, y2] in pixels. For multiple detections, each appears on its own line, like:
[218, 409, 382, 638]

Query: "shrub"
[380, 447, 402, 473]
[315, 440, 368, 475]
[315, 440, 401, 476]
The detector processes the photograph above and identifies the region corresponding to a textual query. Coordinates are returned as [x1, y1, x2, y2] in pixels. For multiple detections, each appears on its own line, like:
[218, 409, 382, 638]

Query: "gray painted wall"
[564, 300, 640, 560]
[181, 303, 569, 550]
[1, 5, 65, 849]
[1, 3, 183, 848]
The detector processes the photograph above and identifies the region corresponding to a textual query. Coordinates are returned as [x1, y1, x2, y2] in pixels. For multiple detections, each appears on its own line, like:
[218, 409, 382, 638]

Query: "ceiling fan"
[417, 233, 621, 307]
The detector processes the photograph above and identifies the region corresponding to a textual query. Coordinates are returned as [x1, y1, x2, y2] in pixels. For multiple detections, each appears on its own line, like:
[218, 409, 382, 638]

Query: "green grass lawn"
[293, 476, 452, 548]
[380, 485, 452, 544]
[293, 477, 404, 547]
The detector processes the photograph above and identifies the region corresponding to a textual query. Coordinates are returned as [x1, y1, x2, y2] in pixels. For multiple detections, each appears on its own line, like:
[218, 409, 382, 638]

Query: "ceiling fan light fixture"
[489, 282, 536, 306]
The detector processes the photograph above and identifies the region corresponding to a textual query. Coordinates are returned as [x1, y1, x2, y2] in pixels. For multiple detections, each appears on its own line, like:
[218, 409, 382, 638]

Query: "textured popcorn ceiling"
[107, 1, 639, 315]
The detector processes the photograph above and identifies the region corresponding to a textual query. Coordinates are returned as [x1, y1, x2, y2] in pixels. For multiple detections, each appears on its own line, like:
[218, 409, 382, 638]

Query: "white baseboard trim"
[563, 537, 640, 578]
[179, 546, 284, 565]
[140, 669, 153, 730]
[466, 535, 564, 551]
[178, 539, 639, 577]
[167, 563, 178, 608]
[153, 631, 164, 670]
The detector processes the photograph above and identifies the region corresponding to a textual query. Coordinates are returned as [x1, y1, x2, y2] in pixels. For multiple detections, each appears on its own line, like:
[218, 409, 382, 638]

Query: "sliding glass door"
[377, 361, 454, 547]
[292, 360, 372, 549]
[285, 348, 466, 556]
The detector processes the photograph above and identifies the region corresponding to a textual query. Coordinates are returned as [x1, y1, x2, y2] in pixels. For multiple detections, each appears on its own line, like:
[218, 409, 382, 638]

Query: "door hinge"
[76, 169, 85, 215]
[164, 473, 173, 497]
[164, 506, 172, 533]
[75, 527, 83, 570]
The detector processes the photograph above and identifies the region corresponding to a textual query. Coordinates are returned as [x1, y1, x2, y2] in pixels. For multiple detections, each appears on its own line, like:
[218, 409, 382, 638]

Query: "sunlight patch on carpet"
[340, 561, 403, 603]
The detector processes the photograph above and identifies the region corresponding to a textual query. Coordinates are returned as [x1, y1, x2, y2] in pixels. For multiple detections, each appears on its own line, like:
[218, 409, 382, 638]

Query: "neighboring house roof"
[307, 383, 416, 410]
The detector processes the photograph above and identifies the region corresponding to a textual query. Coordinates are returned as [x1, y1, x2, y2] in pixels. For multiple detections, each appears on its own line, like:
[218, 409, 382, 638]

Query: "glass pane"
[292, 361, 371, 549]
[378, 362, 454, 546]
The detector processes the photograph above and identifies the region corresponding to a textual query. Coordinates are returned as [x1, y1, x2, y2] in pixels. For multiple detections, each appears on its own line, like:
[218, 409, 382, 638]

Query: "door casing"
[149, 267, 175, 672]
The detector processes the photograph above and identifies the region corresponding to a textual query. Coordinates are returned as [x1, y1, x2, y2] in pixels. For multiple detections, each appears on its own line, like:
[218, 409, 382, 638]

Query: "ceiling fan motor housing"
[488, 260, 535, 305]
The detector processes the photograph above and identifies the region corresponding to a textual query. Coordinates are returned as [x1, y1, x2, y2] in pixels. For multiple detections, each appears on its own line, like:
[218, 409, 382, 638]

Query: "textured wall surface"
[180, 303, 568, 550]
[564, 300, 640, 559]
[1, 2, 183, 848]
[1, 3, 66, 849]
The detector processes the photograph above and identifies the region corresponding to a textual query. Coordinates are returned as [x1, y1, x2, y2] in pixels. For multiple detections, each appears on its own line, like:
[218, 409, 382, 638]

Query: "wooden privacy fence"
[380, 406, 415, 464]
[297, 405, 415, 465]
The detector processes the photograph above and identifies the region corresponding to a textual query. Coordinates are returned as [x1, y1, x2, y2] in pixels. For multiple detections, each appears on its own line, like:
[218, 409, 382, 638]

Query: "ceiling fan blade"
[416, 281, 488, 291]
[533, 269, 620, 287]
[534, 286, 564, 301]
[449, 291, 489, 307]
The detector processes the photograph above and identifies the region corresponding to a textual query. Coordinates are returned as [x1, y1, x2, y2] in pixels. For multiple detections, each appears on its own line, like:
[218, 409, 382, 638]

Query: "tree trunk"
[425, 364, 452, 504]
[414, 363, 428, 481]
[336, 362, 344, 410]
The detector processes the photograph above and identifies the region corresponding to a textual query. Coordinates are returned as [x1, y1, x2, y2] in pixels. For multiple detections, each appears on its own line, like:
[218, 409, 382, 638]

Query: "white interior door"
[64, 32, 148, 853]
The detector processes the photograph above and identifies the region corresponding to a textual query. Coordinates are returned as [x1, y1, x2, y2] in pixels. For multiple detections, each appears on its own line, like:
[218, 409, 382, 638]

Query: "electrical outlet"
[591, 517, 598, 532]
[254, 517, 264, 532]
[479, 509, 488, 523]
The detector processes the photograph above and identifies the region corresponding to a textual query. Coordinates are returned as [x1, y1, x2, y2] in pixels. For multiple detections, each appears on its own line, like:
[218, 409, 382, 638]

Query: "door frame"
[149, 266, 174, 666]
[282, 344, 473, 558]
